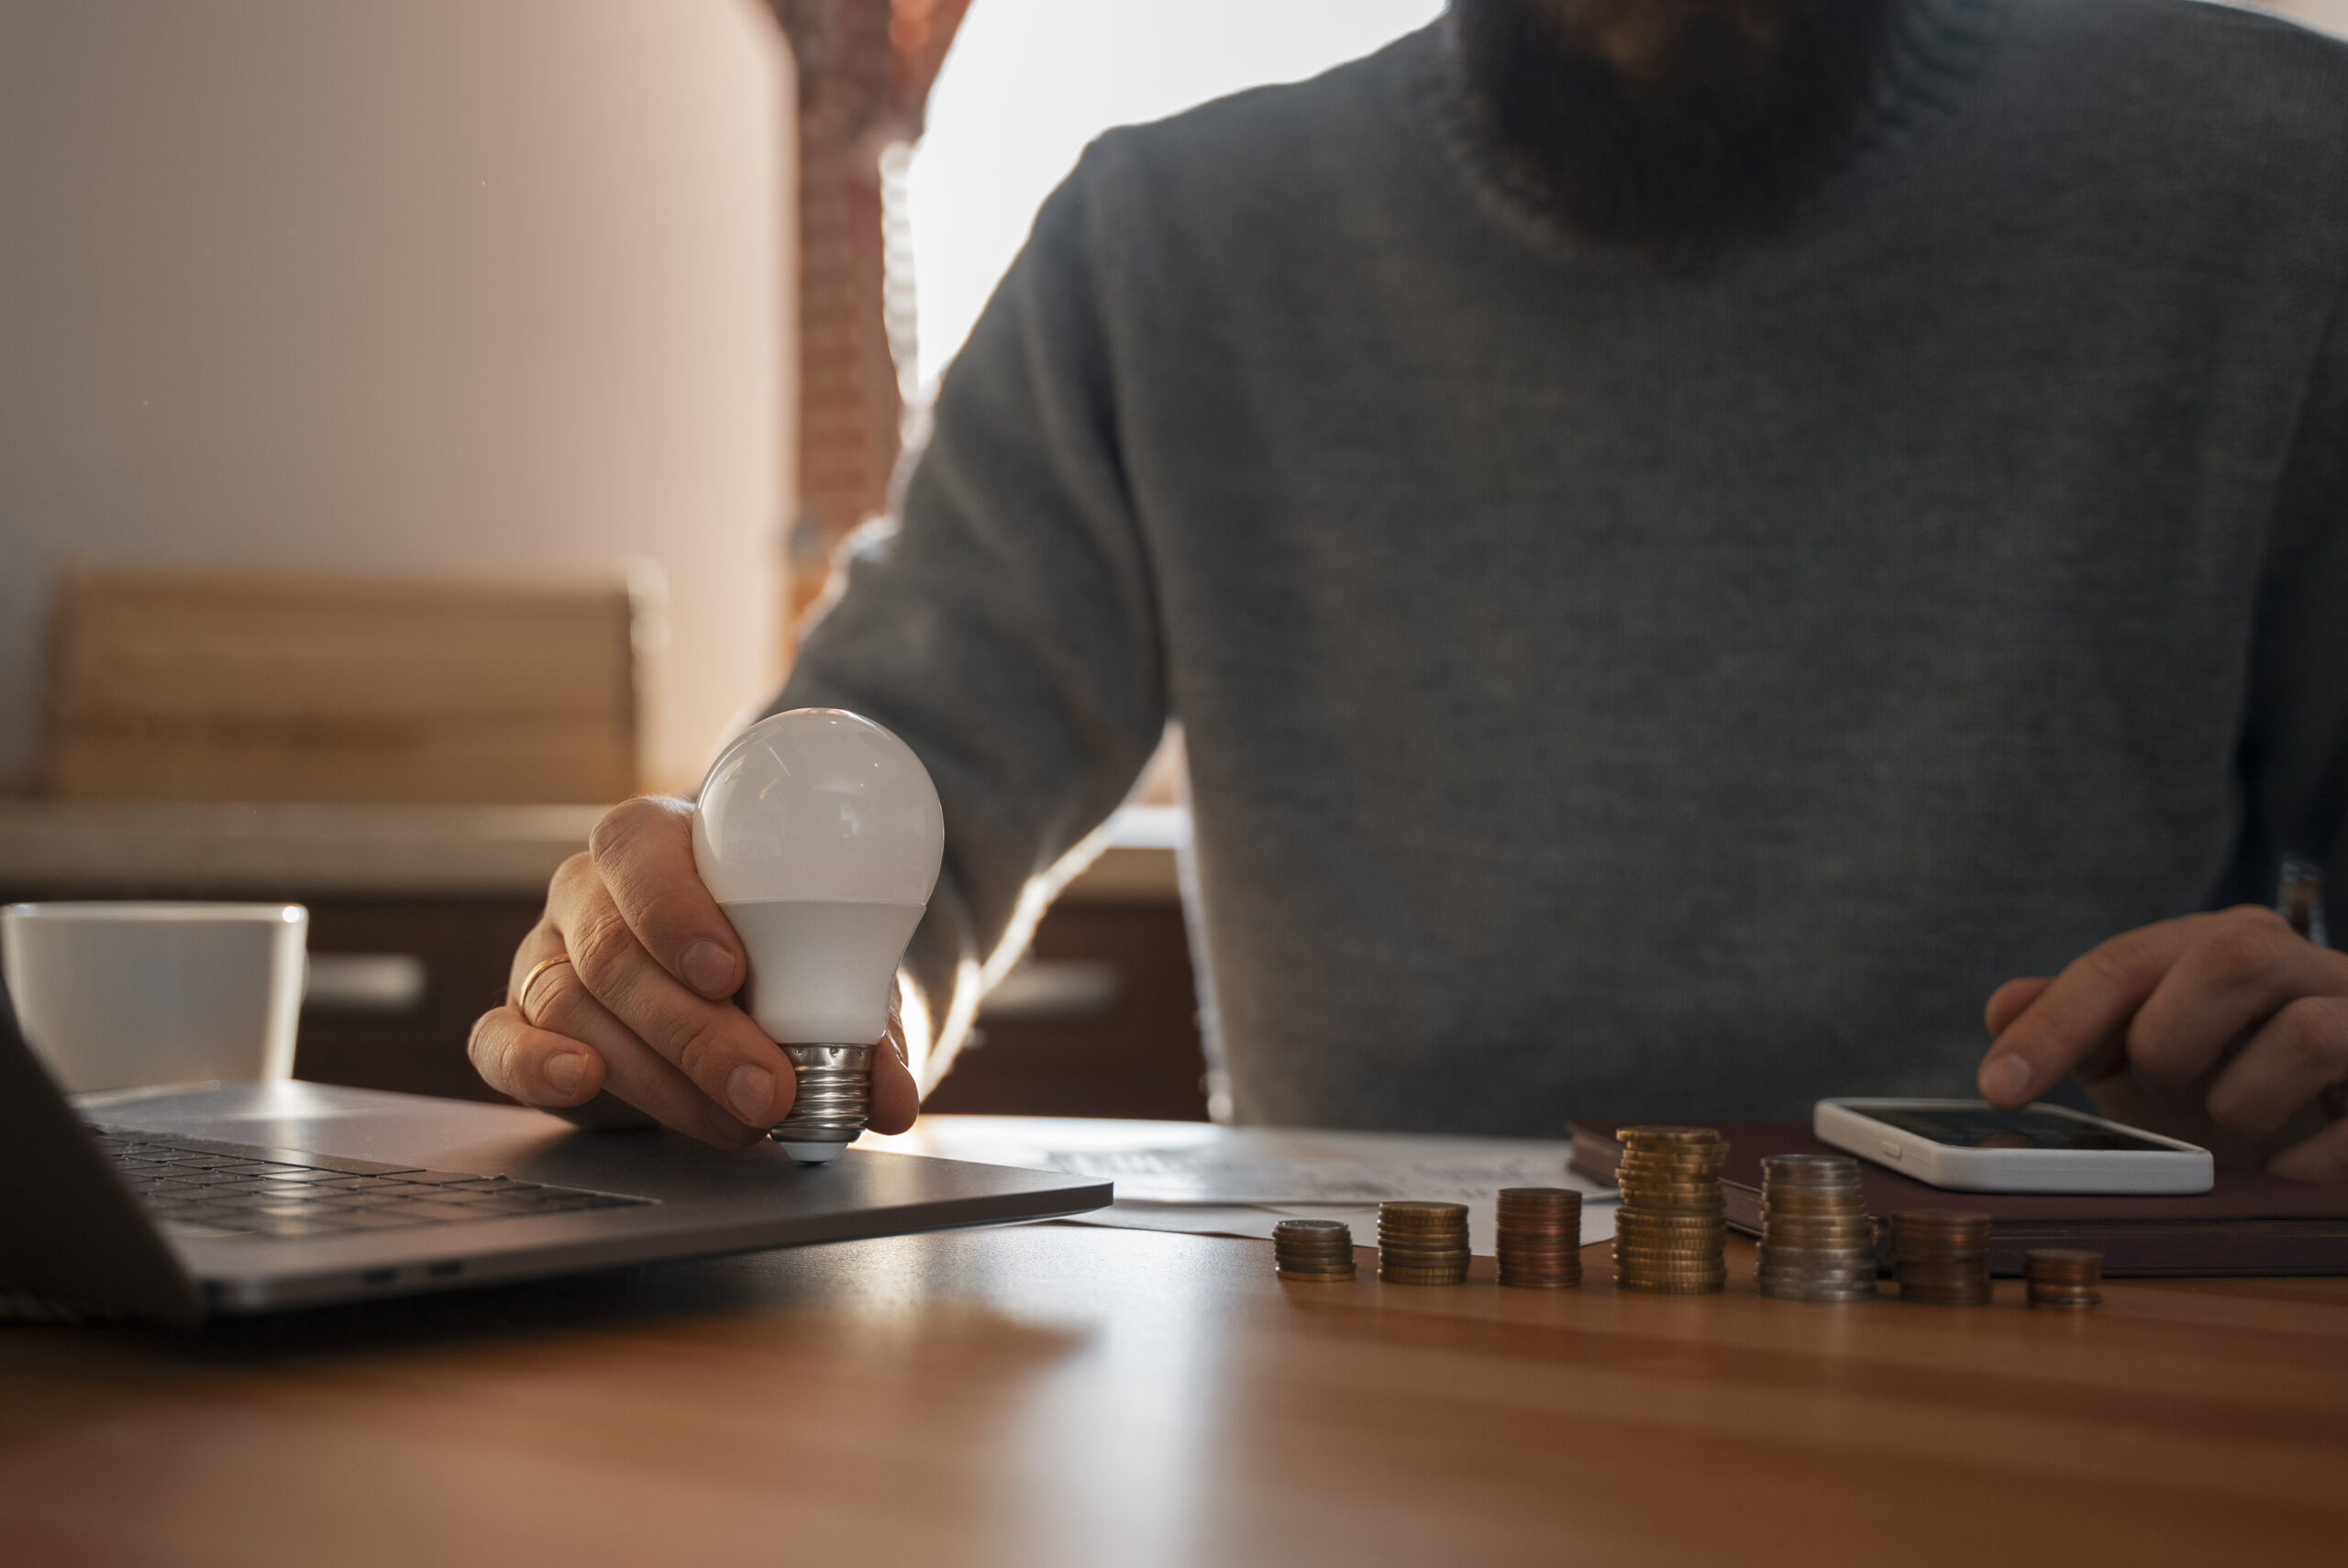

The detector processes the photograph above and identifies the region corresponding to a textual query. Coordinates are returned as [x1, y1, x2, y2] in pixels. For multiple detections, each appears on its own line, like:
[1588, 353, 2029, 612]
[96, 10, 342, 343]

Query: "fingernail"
[544, 1053, 588, 1096]
[1979, 1055, 2031, 1105]
[725, 1064, 774, 1124]
[682, 940, 736, 999]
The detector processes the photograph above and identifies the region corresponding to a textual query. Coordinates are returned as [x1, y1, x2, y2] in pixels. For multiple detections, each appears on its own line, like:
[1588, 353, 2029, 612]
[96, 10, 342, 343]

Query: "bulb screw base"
[770, 1043, 873, 1161]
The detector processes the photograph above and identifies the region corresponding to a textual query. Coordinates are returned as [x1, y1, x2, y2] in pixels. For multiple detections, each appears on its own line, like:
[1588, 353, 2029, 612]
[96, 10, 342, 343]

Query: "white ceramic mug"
[1, 902, 308, 1094]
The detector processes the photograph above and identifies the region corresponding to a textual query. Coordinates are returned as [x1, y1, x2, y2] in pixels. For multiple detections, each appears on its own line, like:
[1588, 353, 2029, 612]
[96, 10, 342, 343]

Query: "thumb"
[867, 1000, 920, 1136]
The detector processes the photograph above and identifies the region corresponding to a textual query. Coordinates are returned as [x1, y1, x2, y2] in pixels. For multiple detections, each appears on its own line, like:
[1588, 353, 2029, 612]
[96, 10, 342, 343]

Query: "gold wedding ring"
[517, 953, 574, 1024]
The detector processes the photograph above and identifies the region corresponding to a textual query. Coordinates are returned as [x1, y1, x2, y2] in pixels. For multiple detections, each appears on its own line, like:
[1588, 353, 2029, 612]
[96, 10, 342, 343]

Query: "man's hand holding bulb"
[467, 713, 934, 1153]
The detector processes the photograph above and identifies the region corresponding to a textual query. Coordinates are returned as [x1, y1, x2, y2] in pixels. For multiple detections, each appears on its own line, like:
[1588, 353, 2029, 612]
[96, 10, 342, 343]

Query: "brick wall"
[766, 0, 970, 645]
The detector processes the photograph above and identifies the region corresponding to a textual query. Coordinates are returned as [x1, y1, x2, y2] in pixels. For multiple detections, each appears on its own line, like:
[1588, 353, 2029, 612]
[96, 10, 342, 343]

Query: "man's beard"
[1449, 0, 1895, 265]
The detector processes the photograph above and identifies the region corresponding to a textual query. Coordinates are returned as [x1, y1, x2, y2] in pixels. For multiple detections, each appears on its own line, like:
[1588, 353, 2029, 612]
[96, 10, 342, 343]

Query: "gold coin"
[1617, 1192, 1726, 1208]
[1497, 1189, 1582, 1212]
[1615, 1277, 1726, 1295]
[1619, 1145, 1728, 1164]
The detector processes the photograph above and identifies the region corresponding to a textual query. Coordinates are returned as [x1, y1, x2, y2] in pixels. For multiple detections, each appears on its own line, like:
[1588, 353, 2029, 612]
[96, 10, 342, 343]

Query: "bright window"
[903, 0, 1445, 395]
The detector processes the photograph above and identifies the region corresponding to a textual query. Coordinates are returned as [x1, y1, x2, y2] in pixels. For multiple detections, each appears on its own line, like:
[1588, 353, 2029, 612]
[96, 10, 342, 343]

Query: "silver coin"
[1759, 1282, 1879, 1302]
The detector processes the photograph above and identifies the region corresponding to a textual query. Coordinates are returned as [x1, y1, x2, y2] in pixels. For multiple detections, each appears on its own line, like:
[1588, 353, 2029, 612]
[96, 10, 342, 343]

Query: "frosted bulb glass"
[692, 708, 944, 1162]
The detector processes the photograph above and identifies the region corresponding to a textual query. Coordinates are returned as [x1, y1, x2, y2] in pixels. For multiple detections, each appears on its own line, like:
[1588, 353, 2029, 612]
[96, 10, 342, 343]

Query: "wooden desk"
[1, 1228, 2342, 1566]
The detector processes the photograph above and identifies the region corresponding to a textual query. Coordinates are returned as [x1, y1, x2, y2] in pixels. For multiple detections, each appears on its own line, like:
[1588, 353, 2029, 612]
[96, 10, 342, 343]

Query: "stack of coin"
[1755, 1154, 1877, 1302]
[1272, 1219, 1357, 1282]
[1892, 1209, 1994, 1306]
[2023, 1248, 2103, 1309]
[1495, 1187, 1583, 1289]
[1378, 1200, 1470, 1285]
[1611, 1126, 1727, 1294]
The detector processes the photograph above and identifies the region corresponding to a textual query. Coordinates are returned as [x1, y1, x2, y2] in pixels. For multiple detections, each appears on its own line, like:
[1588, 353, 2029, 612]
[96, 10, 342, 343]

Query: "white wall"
[2272, 0, 2348, 37]
[0, 0, 788, 796]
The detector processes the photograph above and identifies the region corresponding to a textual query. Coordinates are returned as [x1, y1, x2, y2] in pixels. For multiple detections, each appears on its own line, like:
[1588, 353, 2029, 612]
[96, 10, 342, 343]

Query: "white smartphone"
[1814, 1098, 2214, 1195]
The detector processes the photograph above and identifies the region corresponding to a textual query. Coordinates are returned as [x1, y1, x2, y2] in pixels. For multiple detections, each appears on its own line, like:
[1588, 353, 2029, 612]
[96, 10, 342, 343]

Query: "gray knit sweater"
[780, 0, 2348, 1135]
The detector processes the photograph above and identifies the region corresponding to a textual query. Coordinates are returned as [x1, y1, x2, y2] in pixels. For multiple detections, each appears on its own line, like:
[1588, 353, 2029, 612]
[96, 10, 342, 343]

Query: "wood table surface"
[1, 1226, 2342, 1567]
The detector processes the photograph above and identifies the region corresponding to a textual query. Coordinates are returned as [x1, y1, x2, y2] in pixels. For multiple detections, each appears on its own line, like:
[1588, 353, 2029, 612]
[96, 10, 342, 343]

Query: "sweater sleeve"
[773, 143, 1168, 1086]
[2239, 271, 2348, 942]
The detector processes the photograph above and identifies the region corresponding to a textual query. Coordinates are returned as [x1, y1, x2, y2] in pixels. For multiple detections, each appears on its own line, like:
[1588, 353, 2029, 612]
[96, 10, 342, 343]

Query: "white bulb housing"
[693, 709, 944, 1162]
[695, 707, 944, 1043]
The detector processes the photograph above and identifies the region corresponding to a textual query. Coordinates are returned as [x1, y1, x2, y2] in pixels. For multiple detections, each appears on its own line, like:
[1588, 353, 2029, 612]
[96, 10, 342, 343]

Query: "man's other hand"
[465, 796, 921, 1149]
[1977, 906, 2348, 1183]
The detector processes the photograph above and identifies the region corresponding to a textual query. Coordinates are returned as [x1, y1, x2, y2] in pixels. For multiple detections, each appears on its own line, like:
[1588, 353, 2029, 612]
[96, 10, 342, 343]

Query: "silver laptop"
[0, 988, 1110, 1323]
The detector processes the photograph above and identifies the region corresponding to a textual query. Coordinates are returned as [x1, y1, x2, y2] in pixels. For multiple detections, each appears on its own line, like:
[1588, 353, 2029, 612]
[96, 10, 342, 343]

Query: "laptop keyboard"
[88, 1126, 657, 1242]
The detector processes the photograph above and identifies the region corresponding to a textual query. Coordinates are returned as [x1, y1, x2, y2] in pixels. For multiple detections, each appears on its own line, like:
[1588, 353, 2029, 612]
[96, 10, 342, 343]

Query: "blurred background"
[0, 0, 2340, 1113]
[0, 0, 1444, 1116]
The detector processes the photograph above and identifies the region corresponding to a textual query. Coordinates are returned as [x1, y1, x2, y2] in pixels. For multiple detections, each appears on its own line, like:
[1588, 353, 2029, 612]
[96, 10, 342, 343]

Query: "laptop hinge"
[0, 983, 209, 1326]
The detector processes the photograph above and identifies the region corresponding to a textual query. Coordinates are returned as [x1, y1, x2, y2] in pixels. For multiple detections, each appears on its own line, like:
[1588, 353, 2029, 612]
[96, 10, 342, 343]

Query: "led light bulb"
[692, 709, 944, 1164]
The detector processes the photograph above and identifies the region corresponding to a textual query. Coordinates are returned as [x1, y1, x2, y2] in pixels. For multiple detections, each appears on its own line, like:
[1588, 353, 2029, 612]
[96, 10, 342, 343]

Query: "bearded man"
[471, 0, 2348, 1183]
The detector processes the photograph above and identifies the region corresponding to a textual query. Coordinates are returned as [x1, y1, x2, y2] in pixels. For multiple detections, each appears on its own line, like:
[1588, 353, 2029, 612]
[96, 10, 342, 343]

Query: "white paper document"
[1042, 1144, 1589, 1205]
[860, 1116, 1618, 1252]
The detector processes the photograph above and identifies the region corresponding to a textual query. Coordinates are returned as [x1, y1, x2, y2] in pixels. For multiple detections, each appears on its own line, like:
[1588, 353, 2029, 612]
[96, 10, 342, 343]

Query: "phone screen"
[1868, 1105, 2176, 1153]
